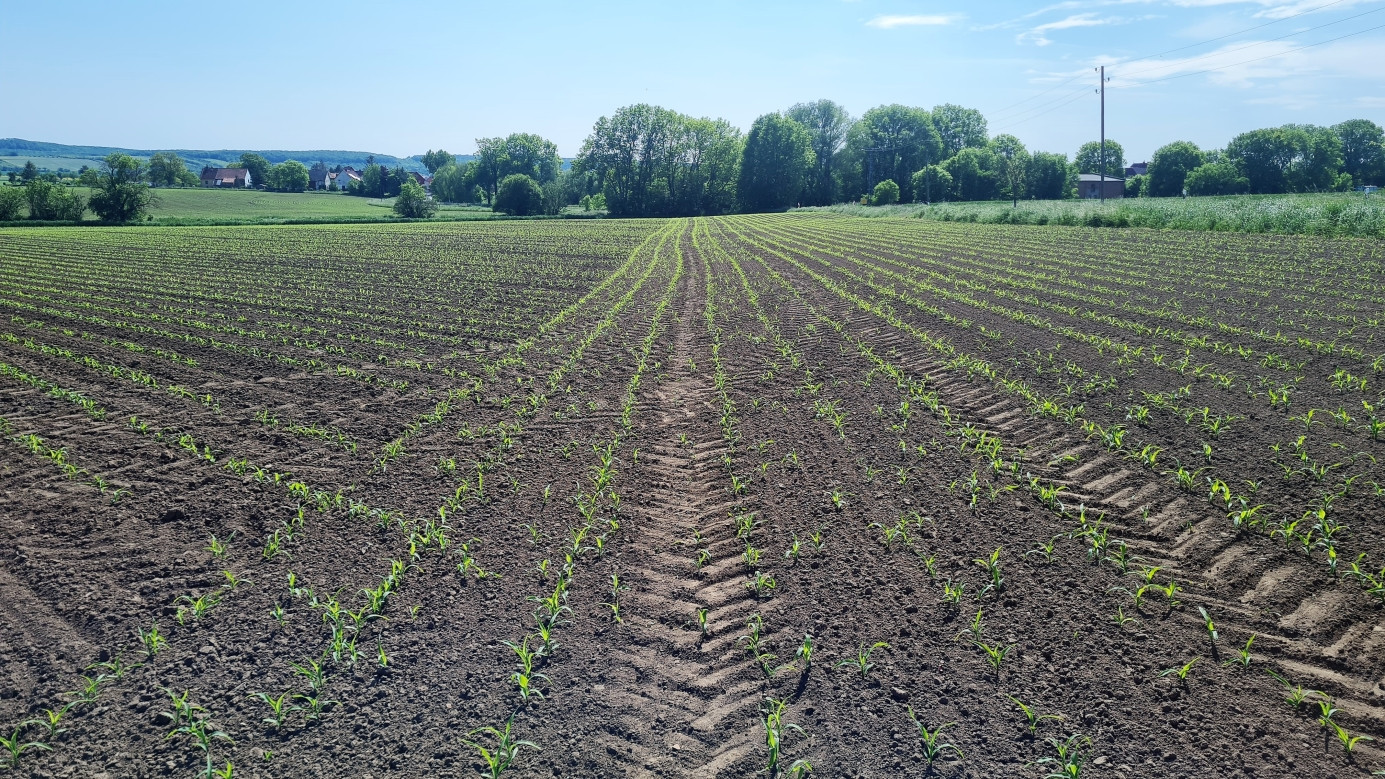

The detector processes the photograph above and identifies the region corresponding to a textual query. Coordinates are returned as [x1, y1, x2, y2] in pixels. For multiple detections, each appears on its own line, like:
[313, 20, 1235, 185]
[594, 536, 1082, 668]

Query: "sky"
[2, 0, 1383, 162]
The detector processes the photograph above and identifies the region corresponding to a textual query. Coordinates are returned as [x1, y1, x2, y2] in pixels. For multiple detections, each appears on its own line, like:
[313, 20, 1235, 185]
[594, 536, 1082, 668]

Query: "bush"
[493, 174, 544, 216]
[393, 180, 437, 218]
[1185, 162, 1249, 196]
[0, 186, 24, 220]
[25, 180, 86, 221]
[871, 179, 900, 206]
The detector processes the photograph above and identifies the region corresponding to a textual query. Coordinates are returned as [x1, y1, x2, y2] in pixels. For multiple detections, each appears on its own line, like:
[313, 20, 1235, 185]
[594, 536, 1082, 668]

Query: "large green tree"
[784, 99, 852, 205]
[943, 147, 1001, 202]
[1026, 152, 1073, 200]
[26, 179, 87, 220]
[0, 186, 24, 220]
[988, 134, 1029, 204]
[430, 161, 480, 203]
[88, 153, 150, 222]
[842, 105, 942, 203]
[21, 161, 38, 183]
[493, 173, 544, 216]
[1184, 161, 1249, 196]
[910, 166, 952, 202]
[931, 104, 989, 159]
[238, 153, 270, 189]
[576, 104, 742, 217]
[474, 134, 562, 202]
[421, 149, 455, 175]
[148, 152, 193, 188]
[737, 113, 815, 212]
[393, 179, 437, 218]
[1333, 119, 1384, 185]
[1226, 125, 1344, 193]
[1146, 141, 1205, 197]
[1074, 140, 1126, 180]
[267, 160, 310, 192]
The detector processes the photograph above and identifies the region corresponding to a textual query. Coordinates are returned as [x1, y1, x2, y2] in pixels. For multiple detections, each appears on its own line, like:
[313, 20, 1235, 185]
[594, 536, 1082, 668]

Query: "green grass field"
[0, 186, 498, 225]
[806, 191, 1385, 238]
[0, 155, 112, 173]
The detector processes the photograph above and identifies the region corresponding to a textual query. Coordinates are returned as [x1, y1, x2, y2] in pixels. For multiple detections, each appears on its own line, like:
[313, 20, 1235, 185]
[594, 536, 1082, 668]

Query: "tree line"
[5, 104, 1381, 223]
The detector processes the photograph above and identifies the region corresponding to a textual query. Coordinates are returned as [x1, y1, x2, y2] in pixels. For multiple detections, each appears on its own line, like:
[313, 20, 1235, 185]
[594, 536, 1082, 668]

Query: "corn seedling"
[1032, 734, 1092, 779]
[746, 570, 776, 599]
[974, 547, 1004, 594]
[294, 693, 335, 722]
[1267, 669, 1321, 709]
[1197, 606, 1219, 643]
[205, 531, 235, 559]
[1, 725, 51, 768]
[1159, 657, 1199, 684]
[1223, 634, 1255, 669]
[137, 621, 167, 656]
[794, 633, 815, 670]
[1026, 535, 1060, 563]
[1326, 719, 1374, 755]
[290, 658, 328, 692]
[462, 718, 538, 779]
[837, 641, 888, 678]
[165, 717, 233, 778]
[906, 708, 964, 768]
[1006, 695, 1062, 735]
[249, 691, 298, 730]
[762, 698, 810, 777]
[974, 640, 1015, 677]
[941, 579, 966, 606]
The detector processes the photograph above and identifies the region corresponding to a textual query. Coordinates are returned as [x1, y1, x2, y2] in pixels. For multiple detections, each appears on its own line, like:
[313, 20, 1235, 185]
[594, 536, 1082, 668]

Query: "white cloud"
[1111, 36, 1383, 88]
[866, 14, 962, 29]
[1018, 13, 1120, 44]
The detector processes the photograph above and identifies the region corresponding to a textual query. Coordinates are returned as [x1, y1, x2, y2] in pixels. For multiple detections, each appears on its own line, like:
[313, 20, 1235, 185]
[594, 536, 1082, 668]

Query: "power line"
[989, 87, 1093, 131]
[1112, 0, 1352, 67]
[1116, 5, 1384, 79]
[983, 0, 1364, 122]
[989, 88, 1094, 134]
[1114, 20, 1385, 88]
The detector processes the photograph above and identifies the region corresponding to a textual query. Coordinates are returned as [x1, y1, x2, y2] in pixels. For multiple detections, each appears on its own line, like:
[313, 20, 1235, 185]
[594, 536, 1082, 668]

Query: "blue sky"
[2, 0, 1382, 162]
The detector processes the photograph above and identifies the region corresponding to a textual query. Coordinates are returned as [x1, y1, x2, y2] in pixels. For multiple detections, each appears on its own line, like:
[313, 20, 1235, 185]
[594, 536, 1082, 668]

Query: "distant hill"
[0, 139, 474, 174]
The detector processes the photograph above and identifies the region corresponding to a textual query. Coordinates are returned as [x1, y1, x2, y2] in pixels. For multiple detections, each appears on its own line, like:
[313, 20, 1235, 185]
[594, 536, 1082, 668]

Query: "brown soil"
[1, 215, 1383, 778]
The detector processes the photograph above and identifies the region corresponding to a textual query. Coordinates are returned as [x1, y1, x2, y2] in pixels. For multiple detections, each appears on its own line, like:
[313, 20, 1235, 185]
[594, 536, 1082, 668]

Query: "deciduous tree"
[392, 179, 437, 218]
[1146, 141, 1205, 197]
[238, 153, 270, 189]
[785, 99, 852, 205]
[737, 113, 814, 212]
[421, 149, 455, 174]
[931, 104, 989, 159]
[494, 173, 544, 216]
[1075, 140, 1125, 180]
[88, 153, 150, 222]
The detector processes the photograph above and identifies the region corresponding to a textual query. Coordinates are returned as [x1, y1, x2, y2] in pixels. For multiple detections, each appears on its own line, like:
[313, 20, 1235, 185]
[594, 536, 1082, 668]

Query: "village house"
[199, 167, 252, 188]
[336, 167, 363, 189]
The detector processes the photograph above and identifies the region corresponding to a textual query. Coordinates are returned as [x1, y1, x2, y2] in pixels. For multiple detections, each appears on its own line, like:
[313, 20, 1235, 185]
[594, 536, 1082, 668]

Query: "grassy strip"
[803, 192, 1385, 238]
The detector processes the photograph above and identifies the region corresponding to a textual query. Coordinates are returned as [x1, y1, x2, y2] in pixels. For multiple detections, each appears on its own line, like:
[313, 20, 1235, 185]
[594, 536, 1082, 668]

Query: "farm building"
[199, 167, 252, 188]
[1125, 162, 1148, 177]
[1078, 173, 1124, 199]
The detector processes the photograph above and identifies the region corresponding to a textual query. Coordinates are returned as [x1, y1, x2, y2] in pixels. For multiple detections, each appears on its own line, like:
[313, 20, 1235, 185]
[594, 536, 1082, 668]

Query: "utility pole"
[1096, 65, 1109, 203]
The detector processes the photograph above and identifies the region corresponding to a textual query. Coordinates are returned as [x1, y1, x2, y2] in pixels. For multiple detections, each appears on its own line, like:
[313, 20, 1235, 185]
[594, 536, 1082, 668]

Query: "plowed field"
[2, 214, 1384, 778]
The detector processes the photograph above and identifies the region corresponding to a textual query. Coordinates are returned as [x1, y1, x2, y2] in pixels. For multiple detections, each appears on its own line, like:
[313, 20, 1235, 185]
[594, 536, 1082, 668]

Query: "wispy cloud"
[1110, 36, 1381, 87]
[1018, 13, 1121, 44]
[866, 14, 963, 29]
